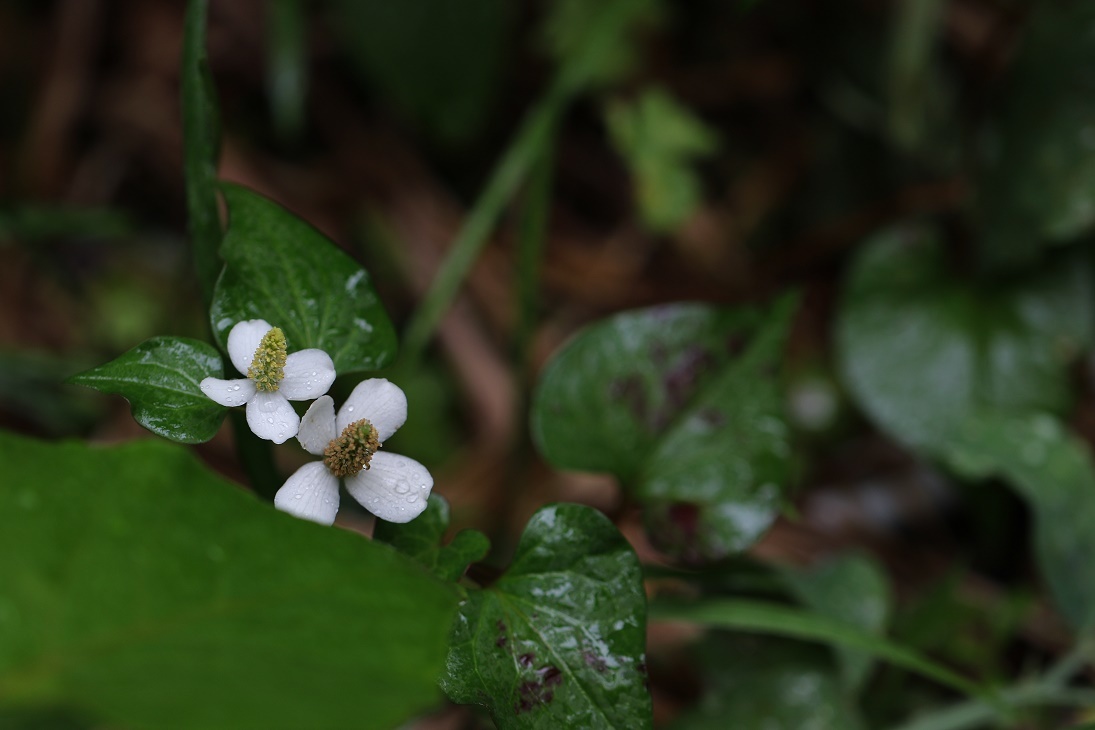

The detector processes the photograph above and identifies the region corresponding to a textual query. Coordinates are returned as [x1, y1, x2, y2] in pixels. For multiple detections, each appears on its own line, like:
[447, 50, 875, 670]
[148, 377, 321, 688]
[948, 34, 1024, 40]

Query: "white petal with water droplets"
[280, 349, 337, 400]
[199, 377, 256, 407]
[344, 451, 432, 523]
[297, 395, 337, 456]
[274, 462, 340, 525]
[337, 378, 407, 441]
[227, 319, 273, 375]
[246, 390, 299, 443]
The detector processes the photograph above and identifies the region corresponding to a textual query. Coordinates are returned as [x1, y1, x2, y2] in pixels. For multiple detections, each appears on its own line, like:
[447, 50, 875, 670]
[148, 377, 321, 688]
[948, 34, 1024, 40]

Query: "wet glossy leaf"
[975, 3, 1095, 269]
[945, 412, 1095, 630]
[782, 553, 891, 693]
[0, 431, 459, 729]
[181, 0, 222, 305]
[210, 184, 397, 374]
[669, 635, 865, 730]
[532, 298, 796, 560]
[67, 337, 225, 444]
[374, 494, 490, 582]
[441, 504, 651, 728]
[605, 88, 719, 231]
[836, 225, 1092, 454]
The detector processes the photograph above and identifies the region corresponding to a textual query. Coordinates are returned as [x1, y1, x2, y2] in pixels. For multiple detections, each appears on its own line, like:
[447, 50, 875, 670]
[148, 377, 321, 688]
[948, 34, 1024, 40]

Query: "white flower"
[199, 319, 336, 444]
[274, 379, 433, 526]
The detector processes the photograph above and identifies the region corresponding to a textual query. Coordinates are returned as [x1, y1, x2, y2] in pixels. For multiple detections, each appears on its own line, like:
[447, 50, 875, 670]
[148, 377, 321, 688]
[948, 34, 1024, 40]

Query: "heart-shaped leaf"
[532, 298, 796, 560]
[67, 336, 225, 443]
[945, 412, 1095, 631]
[441, 504, 651, 728]
[374, 494, 490, 582]
[0, 431, 458, 729]
[210, 184, 397, 375]
[836, 225, 1092, 454]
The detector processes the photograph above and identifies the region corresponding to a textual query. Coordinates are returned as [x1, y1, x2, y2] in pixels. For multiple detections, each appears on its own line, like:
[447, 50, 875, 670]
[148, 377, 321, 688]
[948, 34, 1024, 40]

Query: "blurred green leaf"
[441, 504, 652, 728]
[669, 635, 866, 730]
[975, 3, 1095, 269]
[541, 0, 660, 92]
[532, 298, 796, 560]
[374, 494, 490, 583]
[649, 598, 991, 702]
[605, 88, 719, 231]
[210, 184, 397, 375]
[325, 0, 510, 143]
[0, 351, 101, 436]
[945, 412, 1095, 631]
[782, 553, 891, 693]
[0, 431, 459, 729]
[67, 337, 225, 444]
[181, 0, 222, 305]
[836, 225, 1092, 454]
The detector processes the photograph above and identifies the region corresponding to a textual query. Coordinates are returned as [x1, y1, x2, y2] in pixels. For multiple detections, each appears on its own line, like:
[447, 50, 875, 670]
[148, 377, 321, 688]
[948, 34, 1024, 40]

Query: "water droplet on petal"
[395, 480, 410, 494]
[294, 494, 302, 499]
[347, 405, 354, 412]
[372, 498, 379, 503]
[267, 417, 274, 424]
[311, 371, 317, 377]
[230, 384, 240, 391]
[407, 495, 418, 503]
[419, 484, 427, 490]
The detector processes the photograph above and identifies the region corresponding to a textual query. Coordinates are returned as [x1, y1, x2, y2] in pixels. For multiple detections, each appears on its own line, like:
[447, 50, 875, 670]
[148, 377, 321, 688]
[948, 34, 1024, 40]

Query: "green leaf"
[605, 88, 719, 231]
[541, 0, 660, 93]
[649, 598, 993, 704]
[67, 337, 226, 444]
[441, 504, 652, 728]
[836, 225, 1092, 454]
[181, 0, 222, 306]
[326, 0, 511, 143]
[945, 412, 1095, 630]
[532, 298, 796, 560]
[975, 3, 1095, 269]
[374, 494, 490, 582]
[669, 635, 866, 730]
[0, 431, 458, 729]
[781, 553, 891, 693]
[210, 184, 397, 374]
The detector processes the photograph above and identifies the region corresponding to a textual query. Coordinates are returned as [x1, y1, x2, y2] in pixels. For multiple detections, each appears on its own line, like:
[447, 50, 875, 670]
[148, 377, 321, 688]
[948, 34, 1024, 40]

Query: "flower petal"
[344, 451, 432, 523]
[274, 461, 340, 525]
[227, 319, 273, 375]
[245, 390, 300, 443]
[199, 377, 256, 407]
[297, 395, 337, 456]
[337, 378, 407, 441]
[280, 349, 337, 400]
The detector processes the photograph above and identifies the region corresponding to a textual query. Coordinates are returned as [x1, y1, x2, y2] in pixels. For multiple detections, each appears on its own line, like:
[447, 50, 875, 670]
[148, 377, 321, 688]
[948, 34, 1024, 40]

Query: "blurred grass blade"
[181, 0, 223, 307]
[401, 0, 653, 361]
[267, 0, 307, 143]
[650, 598, 994, 705]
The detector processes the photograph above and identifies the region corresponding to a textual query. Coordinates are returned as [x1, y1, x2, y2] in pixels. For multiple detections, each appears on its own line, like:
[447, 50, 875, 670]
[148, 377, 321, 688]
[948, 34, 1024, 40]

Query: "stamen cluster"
[323, 419, 380, 477]
[248, 327, 287, 391]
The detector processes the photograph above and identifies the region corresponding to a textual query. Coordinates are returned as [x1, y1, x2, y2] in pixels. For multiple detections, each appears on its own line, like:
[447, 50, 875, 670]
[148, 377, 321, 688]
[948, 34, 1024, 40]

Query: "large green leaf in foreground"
[68, 337, 225, 444]
[0, 432, 458, 730]
[210, 184, 397, 374]
[837, 226, 1092, 454]
[532, 299, 795, 560]
[442, 504, 651, 728]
